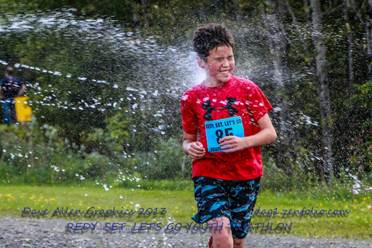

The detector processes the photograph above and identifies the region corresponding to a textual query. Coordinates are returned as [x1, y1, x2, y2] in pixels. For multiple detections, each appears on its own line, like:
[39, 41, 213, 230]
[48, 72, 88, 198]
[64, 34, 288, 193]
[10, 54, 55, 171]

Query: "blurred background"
[0, 0, 370, 193]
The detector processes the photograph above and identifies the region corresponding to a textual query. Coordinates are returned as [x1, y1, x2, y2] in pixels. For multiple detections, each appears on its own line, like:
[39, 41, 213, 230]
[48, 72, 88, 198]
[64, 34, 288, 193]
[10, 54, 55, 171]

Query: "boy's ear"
[197, 56, 207, 69]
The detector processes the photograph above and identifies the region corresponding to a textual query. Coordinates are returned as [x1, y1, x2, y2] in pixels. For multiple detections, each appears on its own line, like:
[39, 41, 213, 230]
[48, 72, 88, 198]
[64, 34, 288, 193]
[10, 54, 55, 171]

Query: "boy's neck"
[203, 77, 228, 88]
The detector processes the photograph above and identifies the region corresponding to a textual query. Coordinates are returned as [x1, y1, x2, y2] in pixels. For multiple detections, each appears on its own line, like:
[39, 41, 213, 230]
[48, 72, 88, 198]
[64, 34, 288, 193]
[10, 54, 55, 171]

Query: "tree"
[310, 0, 334, 184]
[262, 0, 294, 174]
[367, 0, 372, 80]
[343, 0, 354, 88]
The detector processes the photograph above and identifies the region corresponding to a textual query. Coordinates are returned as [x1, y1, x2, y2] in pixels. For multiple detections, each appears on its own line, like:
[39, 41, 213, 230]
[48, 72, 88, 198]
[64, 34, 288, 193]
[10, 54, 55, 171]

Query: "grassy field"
[0, 181, 370, 240]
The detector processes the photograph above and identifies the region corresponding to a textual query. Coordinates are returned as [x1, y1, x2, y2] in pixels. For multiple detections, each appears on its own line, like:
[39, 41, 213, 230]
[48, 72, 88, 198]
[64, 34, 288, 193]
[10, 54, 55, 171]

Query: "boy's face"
[198, 45, 235, 84]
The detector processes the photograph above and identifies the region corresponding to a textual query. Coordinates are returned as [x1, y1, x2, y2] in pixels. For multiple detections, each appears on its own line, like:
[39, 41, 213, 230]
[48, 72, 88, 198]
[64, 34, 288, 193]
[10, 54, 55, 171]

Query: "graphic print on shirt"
[202, 97, 238, 120]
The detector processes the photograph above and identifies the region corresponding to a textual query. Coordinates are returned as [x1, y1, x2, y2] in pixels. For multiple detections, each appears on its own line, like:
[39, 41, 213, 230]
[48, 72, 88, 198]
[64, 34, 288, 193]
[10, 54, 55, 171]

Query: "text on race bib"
[204, 116, 245, 152]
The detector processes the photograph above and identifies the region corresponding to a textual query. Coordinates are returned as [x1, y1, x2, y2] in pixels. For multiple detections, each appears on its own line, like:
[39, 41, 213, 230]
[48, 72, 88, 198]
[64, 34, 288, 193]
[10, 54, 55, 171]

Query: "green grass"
[0, 181, 370, 240]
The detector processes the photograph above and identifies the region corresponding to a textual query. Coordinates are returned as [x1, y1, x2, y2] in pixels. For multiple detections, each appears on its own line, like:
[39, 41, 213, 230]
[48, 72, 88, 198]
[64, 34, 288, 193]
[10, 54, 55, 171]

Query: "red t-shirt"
[180, 75, 273, 180]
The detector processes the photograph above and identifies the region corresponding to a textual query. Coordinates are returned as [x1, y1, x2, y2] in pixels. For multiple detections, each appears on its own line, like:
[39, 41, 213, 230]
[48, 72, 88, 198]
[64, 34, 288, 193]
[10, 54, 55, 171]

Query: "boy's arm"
[220, 113, 277, 152]
[183, 131, 205, 159]
[246, 113, 277, 146]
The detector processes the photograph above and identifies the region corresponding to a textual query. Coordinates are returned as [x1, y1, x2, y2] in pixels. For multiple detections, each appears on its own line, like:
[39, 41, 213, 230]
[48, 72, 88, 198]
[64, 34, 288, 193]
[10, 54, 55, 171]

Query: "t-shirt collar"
[200, 76, 234, 90]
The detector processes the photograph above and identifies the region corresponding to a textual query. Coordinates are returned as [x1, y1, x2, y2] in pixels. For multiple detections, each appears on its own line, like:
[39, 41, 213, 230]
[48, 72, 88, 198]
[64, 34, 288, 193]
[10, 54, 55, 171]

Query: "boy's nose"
[221, 59, 229, 67]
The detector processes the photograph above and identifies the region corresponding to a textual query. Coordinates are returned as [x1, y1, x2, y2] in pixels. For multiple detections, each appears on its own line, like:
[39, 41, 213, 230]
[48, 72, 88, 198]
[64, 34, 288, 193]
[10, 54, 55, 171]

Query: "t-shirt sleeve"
[248, 83, 273, 122]
[180, 91, 198, 134]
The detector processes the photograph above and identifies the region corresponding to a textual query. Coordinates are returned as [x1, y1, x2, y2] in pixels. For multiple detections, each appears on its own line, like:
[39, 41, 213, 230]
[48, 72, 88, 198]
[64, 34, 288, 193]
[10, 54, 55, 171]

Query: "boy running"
[180, 23, 277, 248]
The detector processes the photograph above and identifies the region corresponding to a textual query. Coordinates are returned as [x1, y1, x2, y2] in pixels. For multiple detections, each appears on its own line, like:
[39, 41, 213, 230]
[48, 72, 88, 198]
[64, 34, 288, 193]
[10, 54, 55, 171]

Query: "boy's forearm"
[243, 128, 277, 148]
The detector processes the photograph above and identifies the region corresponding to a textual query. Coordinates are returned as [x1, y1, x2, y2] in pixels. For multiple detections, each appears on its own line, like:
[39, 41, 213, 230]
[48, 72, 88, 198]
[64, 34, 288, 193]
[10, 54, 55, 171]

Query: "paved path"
[0, 217, 371, 248]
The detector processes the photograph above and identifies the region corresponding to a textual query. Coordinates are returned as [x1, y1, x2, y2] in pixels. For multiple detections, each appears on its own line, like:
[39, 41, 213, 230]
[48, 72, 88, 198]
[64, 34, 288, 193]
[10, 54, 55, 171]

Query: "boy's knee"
[208, 216, 231, 232]
[208, 216, 233, 248]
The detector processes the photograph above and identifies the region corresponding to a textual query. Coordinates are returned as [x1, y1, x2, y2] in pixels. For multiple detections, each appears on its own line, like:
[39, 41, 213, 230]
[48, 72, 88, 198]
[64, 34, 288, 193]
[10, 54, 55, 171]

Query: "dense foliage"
[0, 0, 370, 190]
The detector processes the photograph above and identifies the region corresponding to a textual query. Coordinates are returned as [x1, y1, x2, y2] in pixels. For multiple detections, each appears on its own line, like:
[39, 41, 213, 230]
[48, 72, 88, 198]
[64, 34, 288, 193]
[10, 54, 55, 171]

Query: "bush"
[134, 137, 191, 179]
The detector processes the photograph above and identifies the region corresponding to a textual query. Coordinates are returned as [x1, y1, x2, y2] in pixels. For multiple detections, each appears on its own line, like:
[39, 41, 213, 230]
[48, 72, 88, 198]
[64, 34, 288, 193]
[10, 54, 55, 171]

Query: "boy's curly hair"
[193, 23, 235, 61]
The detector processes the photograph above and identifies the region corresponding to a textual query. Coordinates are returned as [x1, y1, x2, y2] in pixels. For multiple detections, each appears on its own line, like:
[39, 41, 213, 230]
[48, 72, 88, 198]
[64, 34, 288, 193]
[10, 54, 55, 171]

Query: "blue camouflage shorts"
[192, 176, 261, 239]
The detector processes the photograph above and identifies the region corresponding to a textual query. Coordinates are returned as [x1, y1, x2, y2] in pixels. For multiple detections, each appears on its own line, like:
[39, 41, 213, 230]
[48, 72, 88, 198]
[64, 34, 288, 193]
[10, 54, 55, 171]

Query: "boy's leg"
[192, 176, 234, 248]
[228, 177, 261, 246]
[232, 238, 245, 248]
[207, 216, 233, 248]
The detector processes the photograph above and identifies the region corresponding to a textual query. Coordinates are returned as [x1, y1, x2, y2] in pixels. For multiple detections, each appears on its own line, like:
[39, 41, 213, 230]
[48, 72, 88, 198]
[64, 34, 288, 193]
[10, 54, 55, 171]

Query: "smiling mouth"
[220, 71, 231, 74]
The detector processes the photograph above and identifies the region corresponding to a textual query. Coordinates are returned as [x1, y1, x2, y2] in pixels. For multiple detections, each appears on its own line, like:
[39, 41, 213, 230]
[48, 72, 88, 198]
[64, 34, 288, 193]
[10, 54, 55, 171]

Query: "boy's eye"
[215, 56, 233, 62]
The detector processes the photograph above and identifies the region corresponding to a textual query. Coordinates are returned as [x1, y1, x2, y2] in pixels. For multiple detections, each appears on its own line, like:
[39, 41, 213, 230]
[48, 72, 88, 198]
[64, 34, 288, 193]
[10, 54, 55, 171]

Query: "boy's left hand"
[219, 136, 248, 153]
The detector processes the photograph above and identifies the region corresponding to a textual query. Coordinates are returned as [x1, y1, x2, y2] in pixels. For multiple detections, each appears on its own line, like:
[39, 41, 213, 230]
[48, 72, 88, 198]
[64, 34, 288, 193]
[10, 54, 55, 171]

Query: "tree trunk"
[140, 0, 149, 28]
[263, 1, 287, 89]
[344, 0, 354, 88]
[303, 0, 310, 22]
[310, 0, 334, 185]
[367, 0, 372, 80]
[263, 0, 293, 174]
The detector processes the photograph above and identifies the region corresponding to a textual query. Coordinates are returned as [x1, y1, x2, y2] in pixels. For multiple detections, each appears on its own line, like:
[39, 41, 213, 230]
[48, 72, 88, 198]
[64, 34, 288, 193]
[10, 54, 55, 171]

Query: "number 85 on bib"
[204, 116, 245, 152]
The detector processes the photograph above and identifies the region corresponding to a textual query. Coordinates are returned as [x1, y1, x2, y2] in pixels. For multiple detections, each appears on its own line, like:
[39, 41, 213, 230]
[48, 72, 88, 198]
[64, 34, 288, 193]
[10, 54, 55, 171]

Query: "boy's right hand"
[186, 142, 206, 159]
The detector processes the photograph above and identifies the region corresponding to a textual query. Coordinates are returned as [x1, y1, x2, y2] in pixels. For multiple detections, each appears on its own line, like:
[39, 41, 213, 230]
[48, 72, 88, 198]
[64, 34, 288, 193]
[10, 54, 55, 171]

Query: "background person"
[0, 66, 26, 124]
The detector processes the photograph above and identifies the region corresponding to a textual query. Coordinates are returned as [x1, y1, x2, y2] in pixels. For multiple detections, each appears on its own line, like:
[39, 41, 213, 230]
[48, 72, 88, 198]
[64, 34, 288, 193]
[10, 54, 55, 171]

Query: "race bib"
[205, 116, 245, 152]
